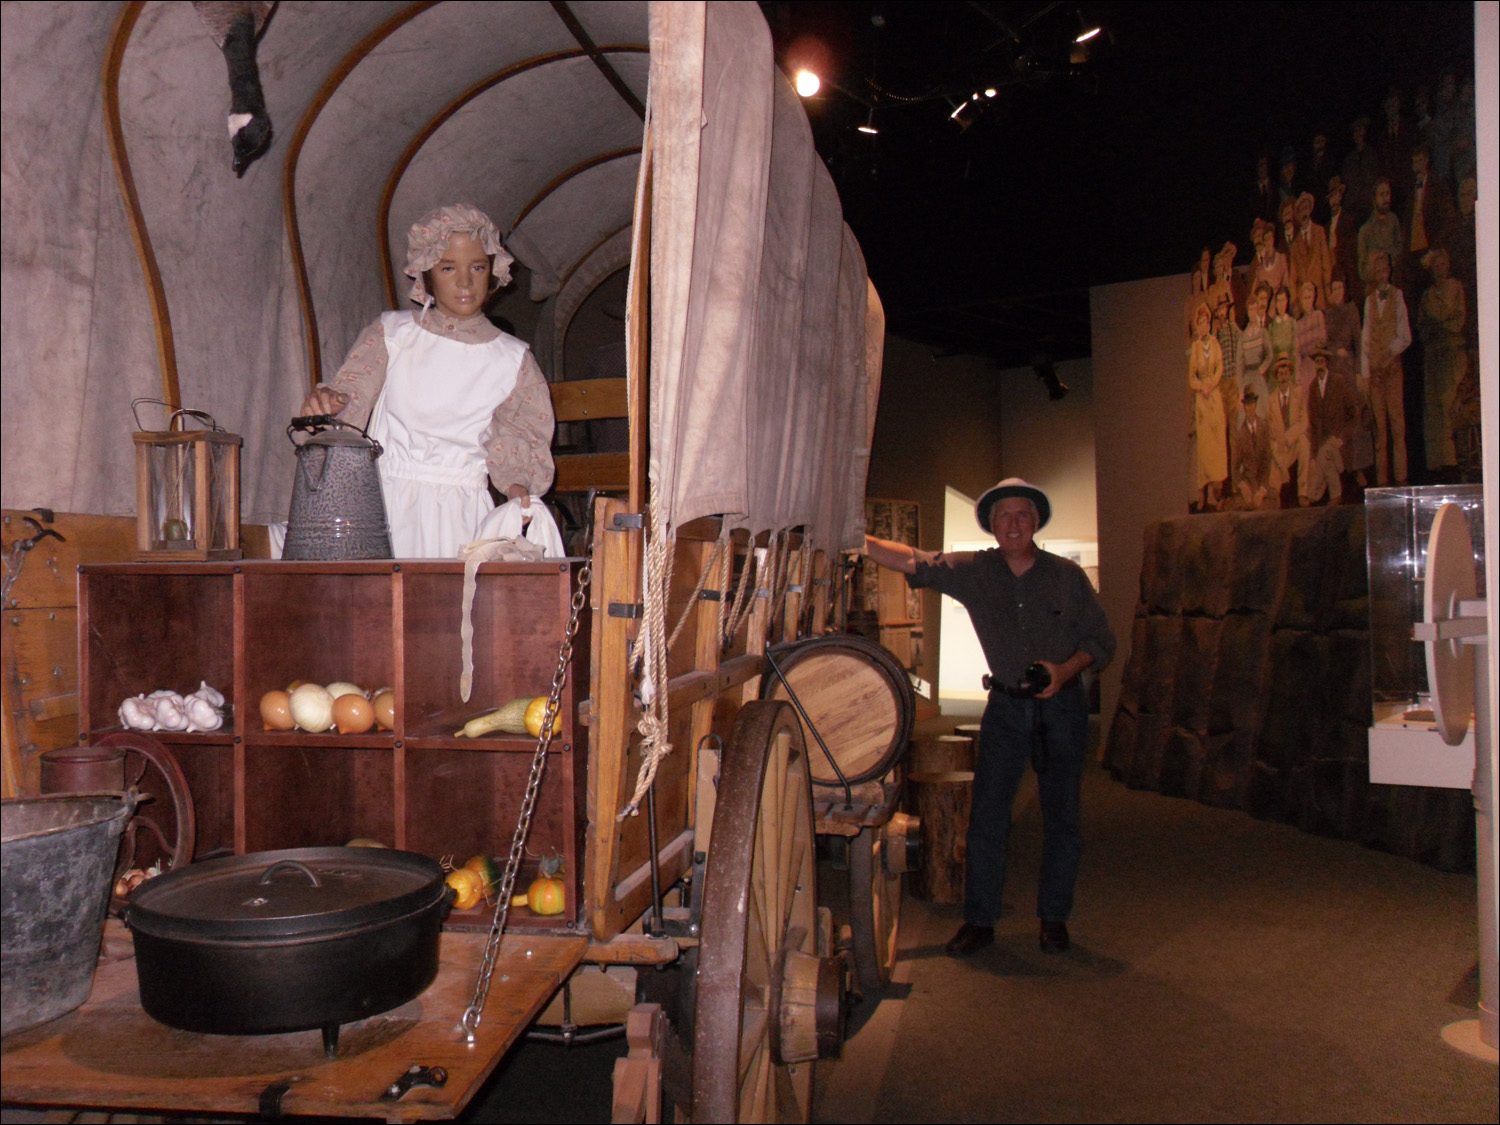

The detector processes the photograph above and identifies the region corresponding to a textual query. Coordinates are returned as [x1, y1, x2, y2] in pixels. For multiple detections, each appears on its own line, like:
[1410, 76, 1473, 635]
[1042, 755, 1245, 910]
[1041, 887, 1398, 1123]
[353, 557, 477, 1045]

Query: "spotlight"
[1074, 25, 1100, 43]
[950, 102, 968, 120]
[1032, 355, 1069, 401]
[858, 108, 878, 135]
[984, 88, 997, 98]
[794, 69, 820, 97]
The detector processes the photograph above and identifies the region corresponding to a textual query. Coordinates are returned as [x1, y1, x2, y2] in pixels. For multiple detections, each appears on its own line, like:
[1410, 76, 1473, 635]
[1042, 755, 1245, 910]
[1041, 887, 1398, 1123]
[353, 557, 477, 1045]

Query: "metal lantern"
[132, 400, 242, 562]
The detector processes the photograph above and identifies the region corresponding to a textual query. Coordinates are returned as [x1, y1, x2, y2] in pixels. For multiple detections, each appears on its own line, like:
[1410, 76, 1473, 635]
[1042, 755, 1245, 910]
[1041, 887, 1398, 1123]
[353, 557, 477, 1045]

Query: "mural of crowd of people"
[1186, 75, 1481, 513]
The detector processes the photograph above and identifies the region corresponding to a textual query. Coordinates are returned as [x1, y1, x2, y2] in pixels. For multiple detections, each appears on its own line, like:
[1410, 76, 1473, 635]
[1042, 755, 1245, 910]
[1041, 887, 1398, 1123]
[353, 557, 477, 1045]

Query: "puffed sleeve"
[483, 351, 556, 496]
[317, 318, 389, 428]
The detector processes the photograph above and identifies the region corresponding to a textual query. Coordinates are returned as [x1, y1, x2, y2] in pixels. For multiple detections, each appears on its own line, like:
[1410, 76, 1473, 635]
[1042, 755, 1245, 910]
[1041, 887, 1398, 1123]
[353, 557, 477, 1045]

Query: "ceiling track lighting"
[1073, 8, 1101, 43]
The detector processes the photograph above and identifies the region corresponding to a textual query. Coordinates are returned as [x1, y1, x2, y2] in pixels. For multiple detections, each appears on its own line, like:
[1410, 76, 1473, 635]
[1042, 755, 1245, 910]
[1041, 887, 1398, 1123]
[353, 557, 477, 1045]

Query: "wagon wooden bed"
[0, 2, 892, 1121]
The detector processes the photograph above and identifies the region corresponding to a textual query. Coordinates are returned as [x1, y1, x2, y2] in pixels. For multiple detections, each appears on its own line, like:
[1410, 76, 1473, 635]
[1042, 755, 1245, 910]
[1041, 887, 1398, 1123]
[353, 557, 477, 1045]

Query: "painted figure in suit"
[1323, 273, 1372, 478]
[1418, 248, 1467, 473]
[1326, 176, 1361, 301]
[1405, 147, 1455, 280]
[1288, 192, 1332, 309]
[1266, 355, 1311, 506]
[1361, 251, 1411, 485]
[1232, 388, 1274, 510]
[1303, 346, 1359, 504]
[1342, 115, 1380, 223]
[1358, 178, 1405, 289]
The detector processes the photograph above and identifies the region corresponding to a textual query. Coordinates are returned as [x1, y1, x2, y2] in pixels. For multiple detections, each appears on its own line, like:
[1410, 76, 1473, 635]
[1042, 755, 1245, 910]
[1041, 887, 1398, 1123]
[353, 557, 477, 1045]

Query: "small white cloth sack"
[456, 497, 566, 701]
[469, 495, 565, 556]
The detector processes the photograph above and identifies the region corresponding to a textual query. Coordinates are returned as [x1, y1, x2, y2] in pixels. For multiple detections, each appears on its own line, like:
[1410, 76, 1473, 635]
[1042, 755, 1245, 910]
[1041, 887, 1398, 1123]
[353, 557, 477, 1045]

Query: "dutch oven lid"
[126, 846, 445, 941]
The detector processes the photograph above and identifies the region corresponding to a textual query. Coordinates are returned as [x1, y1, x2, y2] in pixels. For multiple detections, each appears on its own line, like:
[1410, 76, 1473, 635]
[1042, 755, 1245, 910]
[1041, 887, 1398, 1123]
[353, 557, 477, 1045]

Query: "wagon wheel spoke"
[693, 701, 820, 1123]
[850, 824, 902, 993]
[92, 732, 196, 880]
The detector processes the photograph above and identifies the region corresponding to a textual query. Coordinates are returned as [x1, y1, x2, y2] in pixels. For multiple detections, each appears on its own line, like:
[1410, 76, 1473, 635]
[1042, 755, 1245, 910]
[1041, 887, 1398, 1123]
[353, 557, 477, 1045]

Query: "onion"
[371, 688, 395, 731]
[289, 683, 335, 732]
[325, 681, 365, 700]
[332, 693, 375, 734]
[260, 690, 294, 730]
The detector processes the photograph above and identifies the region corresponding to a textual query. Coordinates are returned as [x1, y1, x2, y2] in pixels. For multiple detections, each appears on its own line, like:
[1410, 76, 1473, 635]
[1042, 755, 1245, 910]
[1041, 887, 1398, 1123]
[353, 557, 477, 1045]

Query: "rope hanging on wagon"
[621, 478, 674, 819]
[621, 508, 733, 819]
[720, 530, 758, 649]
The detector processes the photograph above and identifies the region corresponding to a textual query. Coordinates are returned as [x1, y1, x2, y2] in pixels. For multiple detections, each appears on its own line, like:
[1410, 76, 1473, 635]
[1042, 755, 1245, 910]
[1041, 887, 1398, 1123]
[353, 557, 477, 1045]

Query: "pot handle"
[258, 859, 323, 887]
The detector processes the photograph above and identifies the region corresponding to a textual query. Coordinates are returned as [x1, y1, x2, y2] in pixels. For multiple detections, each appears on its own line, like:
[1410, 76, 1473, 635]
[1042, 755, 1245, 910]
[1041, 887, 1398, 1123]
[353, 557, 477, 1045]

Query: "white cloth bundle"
[456, 497, 567, 701]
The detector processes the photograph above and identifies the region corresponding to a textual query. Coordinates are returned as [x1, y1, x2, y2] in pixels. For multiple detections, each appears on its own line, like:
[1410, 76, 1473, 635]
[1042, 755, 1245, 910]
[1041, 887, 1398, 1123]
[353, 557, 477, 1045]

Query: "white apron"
[368, 311, 528, 557]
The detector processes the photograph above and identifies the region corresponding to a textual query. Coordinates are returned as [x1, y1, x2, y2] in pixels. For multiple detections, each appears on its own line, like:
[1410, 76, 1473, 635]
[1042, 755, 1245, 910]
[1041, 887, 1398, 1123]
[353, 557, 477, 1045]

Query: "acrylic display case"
[1364, 485, 1485, 788]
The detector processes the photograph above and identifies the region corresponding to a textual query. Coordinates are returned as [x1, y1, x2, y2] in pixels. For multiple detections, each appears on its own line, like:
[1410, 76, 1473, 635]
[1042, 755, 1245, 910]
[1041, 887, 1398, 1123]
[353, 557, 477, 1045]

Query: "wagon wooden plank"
[0, 922, 586, 1122]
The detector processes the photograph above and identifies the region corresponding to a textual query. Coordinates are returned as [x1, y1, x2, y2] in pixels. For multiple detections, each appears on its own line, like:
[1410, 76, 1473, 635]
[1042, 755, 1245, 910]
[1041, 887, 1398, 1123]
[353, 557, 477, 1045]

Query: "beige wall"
[867, 335, 1009, 694]
[1091, 274, 1192, 725]
[998, 357, 1098, 542]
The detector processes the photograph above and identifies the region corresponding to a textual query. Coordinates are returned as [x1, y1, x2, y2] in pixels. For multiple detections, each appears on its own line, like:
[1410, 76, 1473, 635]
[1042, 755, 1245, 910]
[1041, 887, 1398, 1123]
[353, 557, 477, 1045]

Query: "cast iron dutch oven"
[124, 846, 452, 1057]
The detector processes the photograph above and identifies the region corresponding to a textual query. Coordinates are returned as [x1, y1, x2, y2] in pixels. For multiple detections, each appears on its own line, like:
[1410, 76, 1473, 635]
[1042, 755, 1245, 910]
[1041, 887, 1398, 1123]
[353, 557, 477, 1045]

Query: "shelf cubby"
[79, 560, 588, 925]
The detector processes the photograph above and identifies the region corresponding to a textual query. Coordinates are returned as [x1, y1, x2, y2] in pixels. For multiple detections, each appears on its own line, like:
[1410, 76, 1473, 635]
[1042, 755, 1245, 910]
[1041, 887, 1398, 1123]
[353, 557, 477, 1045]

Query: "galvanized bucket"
[2, 792, 134, 1035]
[282, 416, 392, 560]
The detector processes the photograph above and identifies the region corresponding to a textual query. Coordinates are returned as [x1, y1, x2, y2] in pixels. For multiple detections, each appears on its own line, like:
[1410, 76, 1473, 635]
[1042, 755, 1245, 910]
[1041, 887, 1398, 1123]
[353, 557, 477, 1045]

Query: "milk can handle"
[287, 415, 384, 460]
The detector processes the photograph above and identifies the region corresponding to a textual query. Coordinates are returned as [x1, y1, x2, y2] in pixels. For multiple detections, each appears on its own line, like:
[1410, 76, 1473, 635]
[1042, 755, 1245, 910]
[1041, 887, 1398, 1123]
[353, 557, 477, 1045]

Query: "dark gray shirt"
[909, 548, 1115, 688]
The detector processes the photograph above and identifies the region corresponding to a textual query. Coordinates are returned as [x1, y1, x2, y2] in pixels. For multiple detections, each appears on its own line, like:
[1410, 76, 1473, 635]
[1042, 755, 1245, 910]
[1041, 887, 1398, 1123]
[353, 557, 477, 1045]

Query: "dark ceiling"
[759, 1, 1476, 369]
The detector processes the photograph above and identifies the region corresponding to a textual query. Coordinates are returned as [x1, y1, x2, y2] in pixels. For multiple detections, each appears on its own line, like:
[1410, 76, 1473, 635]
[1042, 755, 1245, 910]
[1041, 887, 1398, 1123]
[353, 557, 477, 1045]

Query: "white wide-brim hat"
[975, 478, 1051, 532]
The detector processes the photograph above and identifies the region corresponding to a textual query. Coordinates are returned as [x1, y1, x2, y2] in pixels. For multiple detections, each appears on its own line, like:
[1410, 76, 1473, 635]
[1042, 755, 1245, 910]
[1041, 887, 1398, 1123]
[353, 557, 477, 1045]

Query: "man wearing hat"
[1266, 353, 1311, 506]
[1303, 344, 1359, 504]
[1232, 388, 1273, 510]
[864, 479, 1115, 956]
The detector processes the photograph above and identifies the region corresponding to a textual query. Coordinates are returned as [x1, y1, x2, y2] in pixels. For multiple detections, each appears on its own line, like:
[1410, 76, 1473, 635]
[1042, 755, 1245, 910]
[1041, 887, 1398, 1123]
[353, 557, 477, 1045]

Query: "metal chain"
[460, 524, 593, 1039]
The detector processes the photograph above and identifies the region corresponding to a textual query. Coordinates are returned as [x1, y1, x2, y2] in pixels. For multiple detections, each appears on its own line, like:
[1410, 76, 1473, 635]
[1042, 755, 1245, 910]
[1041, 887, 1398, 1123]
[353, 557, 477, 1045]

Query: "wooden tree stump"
[907, 733, 975, 775]
[907, 771, 973, 903]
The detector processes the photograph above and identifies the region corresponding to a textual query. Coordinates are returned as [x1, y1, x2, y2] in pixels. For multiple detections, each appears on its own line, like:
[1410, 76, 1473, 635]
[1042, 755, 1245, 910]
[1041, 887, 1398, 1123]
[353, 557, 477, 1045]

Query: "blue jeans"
[963, 686, 1089, 926]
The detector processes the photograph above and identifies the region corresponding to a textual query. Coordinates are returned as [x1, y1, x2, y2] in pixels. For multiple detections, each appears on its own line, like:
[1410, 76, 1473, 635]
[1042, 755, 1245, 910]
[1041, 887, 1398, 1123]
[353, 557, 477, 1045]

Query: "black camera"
[1015, 662, 1051, 698]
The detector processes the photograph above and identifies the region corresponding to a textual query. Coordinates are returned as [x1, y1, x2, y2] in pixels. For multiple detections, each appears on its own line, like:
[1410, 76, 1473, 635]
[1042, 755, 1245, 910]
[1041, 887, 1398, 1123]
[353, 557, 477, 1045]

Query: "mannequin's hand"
[299, 387, 349, 417]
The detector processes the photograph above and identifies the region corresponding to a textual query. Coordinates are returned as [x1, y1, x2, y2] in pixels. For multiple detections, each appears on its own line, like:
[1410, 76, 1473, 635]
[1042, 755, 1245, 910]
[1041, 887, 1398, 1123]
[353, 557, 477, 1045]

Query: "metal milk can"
[282, 416, 392, 560]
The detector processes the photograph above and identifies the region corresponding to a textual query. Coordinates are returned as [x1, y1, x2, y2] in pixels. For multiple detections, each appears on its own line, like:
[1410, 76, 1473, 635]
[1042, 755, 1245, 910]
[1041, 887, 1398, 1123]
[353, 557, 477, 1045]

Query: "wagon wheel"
[92, 731, 196, 875]
[692, 701, 842, 1123]
[849, 823, 902, 994]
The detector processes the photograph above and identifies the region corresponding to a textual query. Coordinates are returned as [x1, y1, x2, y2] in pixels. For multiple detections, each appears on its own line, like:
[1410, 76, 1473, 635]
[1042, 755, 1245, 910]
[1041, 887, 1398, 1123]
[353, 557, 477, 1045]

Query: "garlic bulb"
[184, 694, 223, 733]
[119, 695, 157, 731]
[152, 693, 190, 732]
[289, 683, 335, 732]
[191, 681, 225, 708]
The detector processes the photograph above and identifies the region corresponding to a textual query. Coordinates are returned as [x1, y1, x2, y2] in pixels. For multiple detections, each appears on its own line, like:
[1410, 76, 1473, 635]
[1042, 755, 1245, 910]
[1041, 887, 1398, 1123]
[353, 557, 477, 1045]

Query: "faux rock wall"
[1106, 506, 1475, 872]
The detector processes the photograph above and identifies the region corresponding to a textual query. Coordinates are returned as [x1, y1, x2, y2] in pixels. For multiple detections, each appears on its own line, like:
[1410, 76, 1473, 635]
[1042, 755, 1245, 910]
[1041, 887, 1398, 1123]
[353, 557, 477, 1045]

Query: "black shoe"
[1039, 920, 1070, 953]
[946, 923, 995, 956]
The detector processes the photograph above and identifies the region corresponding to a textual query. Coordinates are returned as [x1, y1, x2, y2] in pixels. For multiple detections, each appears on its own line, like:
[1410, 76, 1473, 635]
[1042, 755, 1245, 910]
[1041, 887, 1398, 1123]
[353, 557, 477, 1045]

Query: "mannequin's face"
[428, 232, 492, 318]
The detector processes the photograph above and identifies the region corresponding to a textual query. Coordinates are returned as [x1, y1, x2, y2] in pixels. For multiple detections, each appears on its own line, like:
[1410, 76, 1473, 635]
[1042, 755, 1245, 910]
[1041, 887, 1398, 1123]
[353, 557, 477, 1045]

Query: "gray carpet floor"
[813, 759, 1496, 1124]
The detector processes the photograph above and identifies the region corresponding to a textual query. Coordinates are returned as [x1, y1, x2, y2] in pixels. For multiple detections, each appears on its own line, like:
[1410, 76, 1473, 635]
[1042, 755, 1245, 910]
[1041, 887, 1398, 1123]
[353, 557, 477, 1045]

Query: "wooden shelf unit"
[77, 560, 589, 930]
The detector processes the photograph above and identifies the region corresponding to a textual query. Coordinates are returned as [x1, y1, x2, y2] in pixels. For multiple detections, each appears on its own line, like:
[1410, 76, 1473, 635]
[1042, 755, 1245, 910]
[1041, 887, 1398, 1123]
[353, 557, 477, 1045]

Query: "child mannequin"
[301, 204, 555, 557]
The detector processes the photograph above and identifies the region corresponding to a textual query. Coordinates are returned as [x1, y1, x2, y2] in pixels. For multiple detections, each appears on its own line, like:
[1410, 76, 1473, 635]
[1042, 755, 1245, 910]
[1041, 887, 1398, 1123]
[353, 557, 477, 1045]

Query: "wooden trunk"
[906, 770, 973, 904]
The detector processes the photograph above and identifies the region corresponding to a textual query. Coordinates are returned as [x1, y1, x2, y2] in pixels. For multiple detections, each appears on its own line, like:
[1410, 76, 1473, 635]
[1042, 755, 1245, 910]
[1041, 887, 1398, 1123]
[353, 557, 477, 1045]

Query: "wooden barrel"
[763, 635, 915, 787]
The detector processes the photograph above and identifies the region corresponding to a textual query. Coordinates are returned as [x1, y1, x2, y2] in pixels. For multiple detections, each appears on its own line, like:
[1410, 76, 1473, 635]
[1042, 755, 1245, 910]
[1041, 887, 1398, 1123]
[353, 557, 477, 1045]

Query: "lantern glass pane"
[148, 442, 198, 550]
[209, 440, 233, 550]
